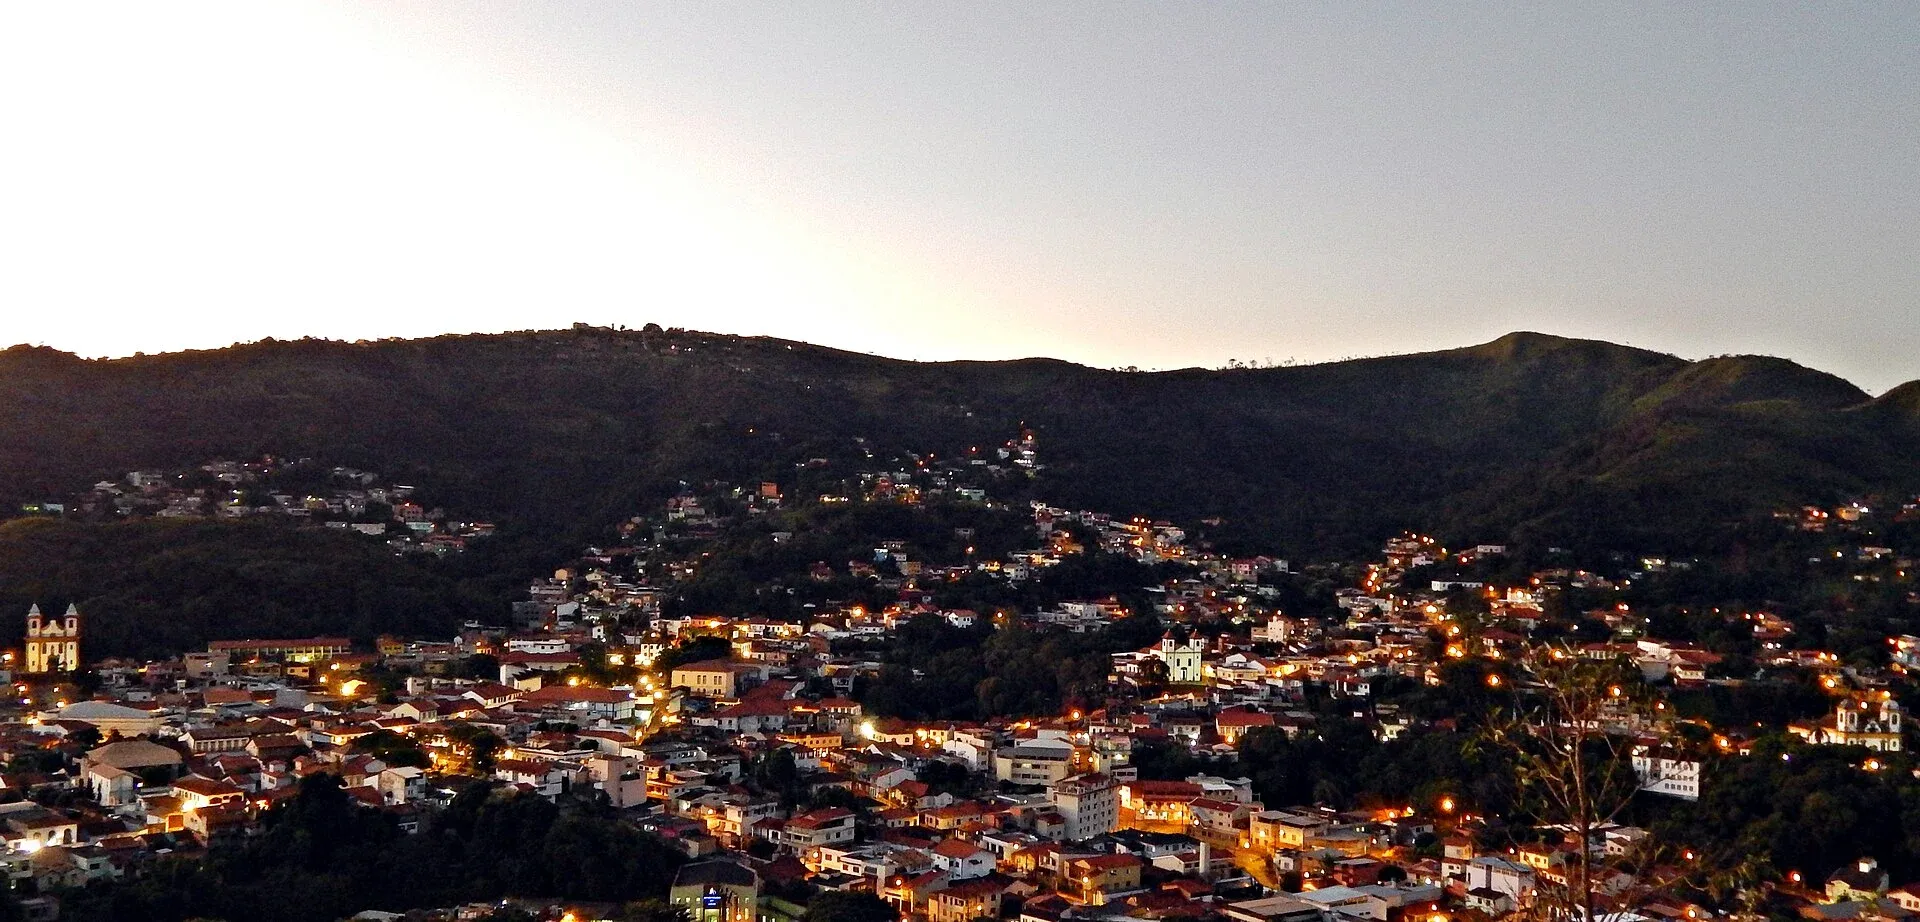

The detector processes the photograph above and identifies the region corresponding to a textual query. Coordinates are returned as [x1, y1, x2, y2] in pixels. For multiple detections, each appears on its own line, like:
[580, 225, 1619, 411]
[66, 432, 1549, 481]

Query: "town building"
[1630, 745, 1702, 801]
[24, 604, 80, 674]
[672, 860, 760, 922]
[1791, 696, 1905, 752]
[1050, 772, 1119, 841]
[207, 637, 352, 663]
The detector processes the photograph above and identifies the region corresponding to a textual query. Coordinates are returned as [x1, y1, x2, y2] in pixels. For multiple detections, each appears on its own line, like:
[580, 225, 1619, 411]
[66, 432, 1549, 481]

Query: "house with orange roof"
[1214, 708, 1275, 745]
[171, 775, 246, 813]
[1065, 853, 1144, 904]
[932, 837, 996, 879]
[782, 807, 856, 850]
[928, 876, 1011, 922]
[883, 869, 949, 916]
[518, 684, 637, 722]
[461, 682, 524, 709]
[670, 659, 767, 699]
[700, 696, 792, 734]
[921, 800, 987, 831]
[492, 759, 569, 797]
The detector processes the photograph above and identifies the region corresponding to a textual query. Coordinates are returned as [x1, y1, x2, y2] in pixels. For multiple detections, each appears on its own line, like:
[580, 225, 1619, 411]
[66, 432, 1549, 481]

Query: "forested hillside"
[1, 326, 1917, 653]
[3, 327, 1914, 551]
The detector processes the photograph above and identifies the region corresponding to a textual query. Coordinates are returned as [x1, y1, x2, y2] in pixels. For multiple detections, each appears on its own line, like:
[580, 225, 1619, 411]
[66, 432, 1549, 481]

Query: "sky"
[2, 3, 1916, 392]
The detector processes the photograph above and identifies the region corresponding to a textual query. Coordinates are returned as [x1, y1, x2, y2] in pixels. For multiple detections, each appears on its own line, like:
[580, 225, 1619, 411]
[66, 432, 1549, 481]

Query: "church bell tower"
[24, 603, 80, 674]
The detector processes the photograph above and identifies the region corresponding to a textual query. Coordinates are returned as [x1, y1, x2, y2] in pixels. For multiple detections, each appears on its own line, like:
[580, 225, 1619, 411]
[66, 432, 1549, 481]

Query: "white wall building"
[1050, 772, 1119, 841]
[1630, 747, 1701, 801]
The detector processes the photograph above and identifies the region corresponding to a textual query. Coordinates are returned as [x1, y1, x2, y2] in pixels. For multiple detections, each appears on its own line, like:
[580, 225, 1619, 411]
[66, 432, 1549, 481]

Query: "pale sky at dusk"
[2, 3, 1916, 391]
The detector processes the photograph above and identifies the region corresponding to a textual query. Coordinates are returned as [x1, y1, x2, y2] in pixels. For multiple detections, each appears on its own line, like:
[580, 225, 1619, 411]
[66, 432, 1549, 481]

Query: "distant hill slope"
[2, 327, 1917, 556]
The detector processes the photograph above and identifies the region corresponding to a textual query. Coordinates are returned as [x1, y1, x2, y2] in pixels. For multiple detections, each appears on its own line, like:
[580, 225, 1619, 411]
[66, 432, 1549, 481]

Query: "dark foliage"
[800, 890, 898, 922]
[2, 329, 1914, 565]
[858, 612, 1149, 720]
[56, 775, 684, 922]
[0, 518, 501, 657]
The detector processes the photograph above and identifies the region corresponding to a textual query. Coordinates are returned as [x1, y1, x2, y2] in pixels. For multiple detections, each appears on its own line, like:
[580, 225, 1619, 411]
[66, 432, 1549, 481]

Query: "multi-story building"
[1050, 772, 1119, 841]
[1465, 855, 1535, 902]
[1065, 853, 1144, 904]
[995, 740, 1075, 786]
[928, 878, 1008, 922]
[1246, 810, 1329, 853]
[782, 807, 856, 851]
[1630, 745, 1702, 801]
[670, 659, 765, 700]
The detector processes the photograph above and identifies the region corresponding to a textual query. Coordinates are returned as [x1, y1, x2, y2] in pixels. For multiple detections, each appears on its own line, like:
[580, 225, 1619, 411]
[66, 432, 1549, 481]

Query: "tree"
[657, 636, 732, 675]
[67, 725, 102, 752]
[917, 759, 974, 798]
[753, 749, 802, 806]
[620, 899, 693, 922]
[349, 729, 426, 767]
[801, 891, 897, 922]
[445, 722, 505, 772]
[1483, 646, 1692, 922]
[458, 653, 501, 680]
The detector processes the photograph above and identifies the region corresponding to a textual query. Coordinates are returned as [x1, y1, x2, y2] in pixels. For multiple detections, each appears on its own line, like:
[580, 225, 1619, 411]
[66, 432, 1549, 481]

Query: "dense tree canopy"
[56, 776, 686, 922]
[799, 891, 897, 922]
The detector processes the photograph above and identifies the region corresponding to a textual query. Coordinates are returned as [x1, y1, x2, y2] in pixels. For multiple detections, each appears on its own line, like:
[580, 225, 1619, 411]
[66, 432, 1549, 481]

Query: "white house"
[1630, 746, 1701, 801]
[932, 839, 996, 879]
[1465, 856, 1534, 902]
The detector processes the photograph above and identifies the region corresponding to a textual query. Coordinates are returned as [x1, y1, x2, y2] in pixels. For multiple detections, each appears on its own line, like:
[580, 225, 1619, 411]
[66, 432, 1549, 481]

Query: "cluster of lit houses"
[1, 479, 1916, 922]
[24, 458, 494, 554]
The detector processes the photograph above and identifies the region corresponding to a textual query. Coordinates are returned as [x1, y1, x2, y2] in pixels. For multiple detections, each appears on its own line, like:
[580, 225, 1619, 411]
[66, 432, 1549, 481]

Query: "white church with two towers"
[24, 603, 81, 674]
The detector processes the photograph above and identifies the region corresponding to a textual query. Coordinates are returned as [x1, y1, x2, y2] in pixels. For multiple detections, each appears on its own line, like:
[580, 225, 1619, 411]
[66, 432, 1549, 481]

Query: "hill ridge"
[1, 328, 1915, 556]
